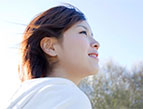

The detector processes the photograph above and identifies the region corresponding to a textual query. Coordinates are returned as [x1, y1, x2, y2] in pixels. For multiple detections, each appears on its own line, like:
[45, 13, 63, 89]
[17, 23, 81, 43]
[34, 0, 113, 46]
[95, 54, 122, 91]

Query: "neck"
[48, 68, 82, 85]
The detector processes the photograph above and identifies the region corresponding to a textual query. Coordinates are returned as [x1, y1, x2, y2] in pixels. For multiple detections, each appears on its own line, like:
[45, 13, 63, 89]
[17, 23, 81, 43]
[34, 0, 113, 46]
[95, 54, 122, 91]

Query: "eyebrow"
[76, 25, 93, 36]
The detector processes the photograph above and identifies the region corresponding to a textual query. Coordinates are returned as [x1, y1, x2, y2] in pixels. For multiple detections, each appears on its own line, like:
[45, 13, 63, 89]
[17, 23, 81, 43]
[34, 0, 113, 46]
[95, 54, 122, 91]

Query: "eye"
[79, 31, 87, 35]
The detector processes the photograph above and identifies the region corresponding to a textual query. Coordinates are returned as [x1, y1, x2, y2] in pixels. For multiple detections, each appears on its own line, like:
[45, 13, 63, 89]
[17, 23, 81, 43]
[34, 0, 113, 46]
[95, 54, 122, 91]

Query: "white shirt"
[5, 77, 92, 109]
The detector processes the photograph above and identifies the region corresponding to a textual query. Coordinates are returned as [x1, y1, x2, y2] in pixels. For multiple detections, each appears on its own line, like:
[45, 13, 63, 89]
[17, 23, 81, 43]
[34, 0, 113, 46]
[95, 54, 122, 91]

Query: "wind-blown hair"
[18, 5, 86, 82]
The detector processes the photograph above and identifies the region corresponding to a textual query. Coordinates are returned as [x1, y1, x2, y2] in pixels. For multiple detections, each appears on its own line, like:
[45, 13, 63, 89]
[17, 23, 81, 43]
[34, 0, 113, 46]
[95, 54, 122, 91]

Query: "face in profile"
[55, 20, 100, 78]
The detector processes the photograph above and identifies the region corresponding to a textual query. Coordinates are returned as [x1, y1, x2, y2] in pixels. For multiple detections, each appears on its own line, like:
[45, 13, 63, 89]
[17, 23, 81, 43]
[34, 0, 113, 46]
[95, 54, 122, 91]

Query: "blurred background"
[0, 0, 143, 108]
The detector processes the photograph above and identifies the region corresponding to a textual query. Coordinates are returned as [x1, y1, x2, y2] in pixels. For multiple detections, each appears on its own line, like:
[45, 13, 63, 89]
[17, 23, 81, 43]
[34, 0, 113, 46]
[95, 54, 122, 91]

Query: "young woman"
[6, 5, 100, 109]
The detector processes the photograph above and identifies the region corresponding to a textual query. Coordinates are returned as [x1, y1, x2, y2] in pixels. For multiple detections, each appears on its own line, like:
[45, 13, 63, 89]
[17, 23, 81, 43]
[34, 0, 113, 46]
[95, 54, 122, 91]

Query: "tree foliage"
[79, 61, 143, 109]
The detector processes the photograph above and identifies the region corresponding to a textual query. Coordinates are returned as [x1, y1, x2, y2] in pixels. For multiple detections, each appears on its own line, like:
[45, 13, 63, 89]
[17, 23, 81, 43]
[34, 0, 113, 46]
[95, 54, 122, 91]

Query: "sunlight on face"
[56, 20, 100, 78]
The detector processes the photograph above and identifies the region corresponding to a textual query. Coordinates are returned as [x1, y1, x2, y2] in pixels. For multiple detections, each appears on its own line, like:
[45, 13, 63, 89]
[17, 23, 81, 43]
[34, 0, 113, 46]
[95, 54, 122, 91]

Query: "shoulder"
[7, 78, 92, 109]
[25, 78, 92, 109]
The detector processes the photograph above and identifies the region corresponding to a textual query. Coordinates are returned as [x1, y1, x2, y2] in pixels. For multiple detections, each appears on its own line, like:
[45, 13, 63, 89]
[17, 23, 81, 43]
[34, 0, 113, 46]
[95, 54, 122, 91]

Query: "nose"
[90, 40, 100, 50]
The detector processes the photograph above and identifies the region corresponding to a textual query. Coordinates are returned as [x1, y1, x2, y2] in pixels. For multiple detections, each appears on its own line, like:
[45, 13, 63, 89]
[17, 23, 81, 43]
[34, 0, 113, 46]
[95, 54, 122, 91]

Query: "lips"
[88, 52, 99, 61]
[88, 52, 98, 57]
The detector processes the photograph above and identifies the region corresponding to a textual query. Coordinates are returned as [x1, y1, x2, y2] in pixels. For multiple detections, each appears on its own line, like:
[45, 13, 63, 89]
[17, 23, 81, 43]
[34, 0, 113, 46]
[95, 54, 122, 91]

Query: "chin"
[89, 67, 99, 75]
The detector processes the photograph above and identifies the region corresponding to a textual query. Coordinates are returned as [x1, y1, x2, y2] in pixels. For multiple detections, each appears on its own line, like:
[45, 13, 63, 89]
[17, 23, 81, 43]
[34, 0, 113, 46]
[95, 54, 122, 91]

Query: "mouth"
[88, 52, 99, 59]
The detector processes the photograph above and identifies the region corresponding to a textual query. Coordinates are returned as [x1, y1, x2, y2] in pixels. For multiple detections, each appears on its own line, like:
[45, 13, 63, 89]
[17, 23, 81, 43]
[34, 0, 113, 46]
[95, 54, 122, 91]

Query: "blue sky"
[0, 0, 143, 105]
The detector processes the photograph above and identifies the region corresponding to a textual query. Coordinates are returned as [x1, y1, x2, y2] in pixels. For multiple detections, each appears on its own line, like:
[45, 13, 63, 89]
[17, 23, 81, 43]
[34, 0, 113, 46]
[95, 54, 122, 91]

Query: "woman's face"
[55, 20, 100, 78]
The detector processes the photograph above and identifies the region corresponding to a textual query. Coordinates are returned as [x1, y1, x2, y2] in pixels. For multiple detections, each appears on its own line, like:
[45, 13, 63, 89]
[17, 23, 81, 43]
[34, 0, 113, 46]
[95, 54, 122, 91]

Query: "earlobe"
[40, 37, 57, 56]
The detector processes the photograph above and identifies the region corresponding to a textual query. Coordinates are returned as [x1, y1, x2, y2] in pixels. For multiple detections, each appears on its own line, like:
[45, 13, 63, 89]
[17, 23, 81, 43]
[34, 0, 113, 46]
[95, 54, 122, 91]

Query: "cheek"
[65, 36, 89, 57]
[62, 37, 90, 67]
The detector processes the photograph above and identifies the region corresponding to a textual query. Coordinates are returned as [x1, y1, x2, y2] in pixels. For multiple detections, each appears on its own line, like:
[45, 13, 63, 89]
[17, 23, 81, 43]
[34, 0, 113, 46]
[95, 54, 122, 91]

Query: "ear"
[40, 37, 57, 56]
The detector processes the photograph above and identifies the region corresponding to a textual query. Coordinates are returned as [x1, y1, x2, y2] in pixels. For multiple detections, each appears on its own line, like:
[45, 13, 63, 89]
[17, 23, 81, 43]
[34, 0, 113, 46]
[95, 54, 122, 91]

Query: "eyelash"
[79, 31, 87, 35]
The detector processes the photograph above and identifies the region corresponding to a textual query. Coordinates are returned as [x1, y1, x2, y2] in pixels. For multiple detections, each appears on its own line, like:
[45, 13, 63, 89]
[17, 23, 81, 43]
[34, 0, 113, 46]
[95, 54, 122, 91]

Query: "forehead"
[62, 20, 93, 39]
[71, 20, 92, 31]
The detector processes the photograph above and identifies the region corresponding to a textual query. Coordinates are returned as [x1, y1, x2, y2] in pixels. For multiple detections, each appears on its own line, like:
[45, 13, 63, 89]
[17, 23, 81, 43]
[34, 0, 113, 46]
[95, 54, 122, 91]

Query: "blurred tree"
[79, 60, 143, 109]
